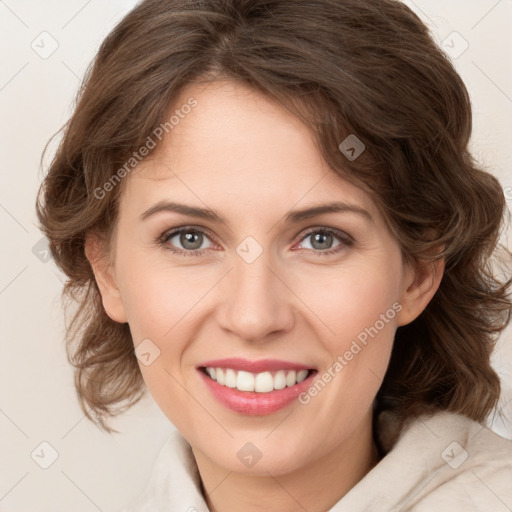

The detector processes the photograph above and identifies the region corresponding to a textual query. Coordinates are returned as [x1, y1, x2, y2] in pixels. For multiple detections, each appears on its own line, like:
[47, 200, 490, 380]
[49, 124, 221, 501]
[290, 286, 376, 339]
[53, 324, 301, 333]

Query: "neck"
[193, 410, 379, 512]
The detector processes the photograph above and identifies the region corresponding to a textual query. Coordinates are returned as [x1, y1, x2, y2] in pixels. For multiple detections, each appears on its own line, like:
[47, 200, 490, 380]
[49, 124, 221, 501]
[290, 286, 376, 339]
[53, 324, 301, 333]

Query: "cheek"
[116, 261, 202, 428]
[117, 241, 401, 416]
[119, 245, 402, 367]
[117, 253, 216, 343]
[114, 253, 220, 417]
[291, 257, 402, 345]
[292, 259, 400, 405]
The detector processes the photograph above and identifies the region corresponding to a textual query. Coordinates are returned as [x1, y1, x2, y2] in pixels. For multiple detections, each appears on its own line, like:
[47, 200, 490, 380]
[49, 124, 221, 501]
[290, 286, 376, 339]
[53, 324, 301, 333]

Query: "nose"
[216, 251, 295, 343]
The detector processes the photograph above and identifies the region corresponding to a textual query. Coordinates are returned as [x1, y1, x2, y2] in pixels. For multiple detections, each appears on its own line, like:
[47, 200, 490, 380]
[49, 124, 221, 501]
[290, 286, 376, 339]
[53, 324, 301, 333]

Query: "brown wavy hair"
[35, 0, 512, 432]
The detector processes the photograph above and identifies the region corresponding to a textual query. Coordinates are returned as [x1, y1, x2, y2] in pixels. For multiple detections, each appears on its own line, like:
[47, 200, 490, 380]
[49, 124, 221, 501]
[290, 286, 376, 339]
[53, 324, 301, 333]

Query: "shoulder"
[391, 411, 512, 511]
[334, 410, 512, 512]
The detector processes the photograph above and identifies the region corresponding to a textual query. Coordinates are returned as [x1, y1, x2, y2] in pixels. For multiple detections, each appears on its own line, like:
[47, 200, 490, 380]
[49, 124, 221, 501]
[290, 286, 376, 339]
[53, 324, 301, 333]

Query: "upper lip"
[198, 358, 315, 373]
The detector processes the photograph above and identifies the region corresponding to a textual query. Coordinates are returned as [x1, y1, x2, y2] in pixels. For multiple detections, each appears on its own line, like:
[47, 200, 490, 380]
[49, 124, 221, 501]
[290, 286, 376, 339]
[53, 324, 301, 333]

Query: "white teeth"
[237, 370, 255, 391]
[254, 371, 274, 393]
[296, 369, 309, 383]
[274, 370, 287, 390]
[286, 370, 296, 387]
[224, 369, 237, 388]
[204, 367, 311, 392]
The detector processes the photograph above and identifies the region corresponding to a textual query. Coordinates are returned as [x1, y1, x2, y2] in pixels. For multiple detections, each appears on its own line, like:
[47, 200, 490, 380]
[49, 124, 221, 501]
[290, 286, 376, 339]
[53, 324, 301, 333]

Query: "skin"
[87, 80, 444, 512]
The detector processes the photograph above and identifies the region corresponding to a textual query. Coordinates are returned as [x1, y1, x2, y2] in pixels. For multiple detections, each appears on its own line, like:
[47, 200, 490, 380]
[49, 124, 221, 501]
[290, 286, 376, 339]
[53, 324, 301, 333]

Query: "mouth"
[197, 358, 318, 415]
[200, 366, 315, 392]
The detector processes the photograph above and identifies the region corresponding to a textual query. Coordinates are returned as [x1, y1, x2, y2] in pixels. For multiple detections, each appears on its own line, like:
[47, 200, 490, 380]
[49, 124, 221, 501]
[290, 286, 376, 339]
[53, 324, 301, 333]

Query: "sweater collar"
[147, 410, 479, 511]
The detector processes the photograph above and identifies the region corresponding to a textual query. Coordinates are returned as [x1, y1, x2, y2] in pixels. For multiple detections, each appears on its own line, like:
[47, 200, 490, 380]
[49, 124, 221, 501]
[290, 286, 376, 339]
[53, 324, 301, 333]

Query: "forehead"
[121, 80, 378, 223]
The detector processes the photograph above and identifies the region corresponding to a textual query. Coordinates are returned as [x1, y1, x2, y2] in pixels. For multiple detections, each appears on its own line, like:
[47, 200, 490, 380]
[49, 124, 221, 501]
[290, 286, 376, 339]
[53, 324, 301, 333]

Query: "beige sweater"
[120, 411, 512, 511]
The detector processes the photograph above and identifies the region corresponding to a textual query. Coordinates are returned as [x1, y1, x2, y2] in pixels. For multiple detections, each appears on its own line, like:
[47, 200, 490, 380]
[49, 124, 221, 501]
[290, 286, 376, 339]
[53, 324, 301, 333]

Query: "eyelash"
[157, 225, 354, 258]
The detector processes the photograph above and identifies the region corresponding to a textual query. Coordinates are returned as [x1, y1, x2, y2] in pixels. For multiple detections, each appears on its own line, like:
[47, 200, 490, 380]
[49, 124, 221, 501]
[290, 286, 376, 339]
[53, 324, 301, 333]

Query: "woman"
[36, 0, 512, 510]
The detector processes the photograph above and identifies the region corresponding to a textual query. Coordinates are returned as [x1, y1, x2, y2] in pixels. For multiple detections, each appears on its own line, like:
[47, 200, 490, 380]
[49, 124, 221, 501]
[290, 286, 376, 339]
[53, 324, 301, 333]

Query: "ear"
[396, 255, 445, 327]
[84, 233, 128, 323]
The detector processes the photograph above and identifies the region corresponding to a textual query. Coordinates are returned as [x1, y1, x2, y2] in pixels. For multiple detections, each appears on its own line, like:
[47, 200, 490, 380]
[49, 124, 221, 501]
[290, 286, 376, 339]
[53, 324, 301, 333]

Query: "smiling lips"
[197, 358, 317, 415]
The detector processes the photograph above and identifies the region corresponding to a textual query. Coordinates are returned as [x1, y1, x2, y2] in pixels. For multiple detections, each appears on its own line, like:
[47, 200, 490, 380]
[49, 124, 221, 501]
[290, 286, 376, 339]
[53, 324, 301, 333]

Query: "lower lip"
[198, 369, 316, 415]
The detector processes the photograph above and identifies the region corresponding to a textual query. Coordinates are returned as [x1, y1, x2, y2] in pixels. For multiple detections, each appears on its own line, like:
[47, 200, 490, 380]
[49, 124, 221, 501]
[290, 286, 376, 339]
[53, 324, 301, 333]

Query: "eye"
[295, 228, 353, 255]
[158, 225, 353, 258]
[159, 226, 215, 256]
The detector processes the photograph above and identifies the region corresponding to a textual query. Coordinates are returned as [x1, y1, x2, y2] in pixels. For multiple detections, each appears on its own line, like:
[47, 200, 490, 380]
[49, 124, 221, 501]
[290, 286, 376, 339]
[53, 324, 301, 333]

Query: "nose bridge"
[217, 246, 294, 341]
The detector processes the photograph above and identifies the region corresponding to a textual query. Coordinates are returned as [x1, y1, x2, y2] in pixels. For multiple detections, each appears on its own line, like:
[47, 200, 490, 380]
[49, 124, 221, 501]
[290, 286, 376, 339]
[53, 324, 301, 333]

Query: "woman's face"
[95, 80, 432, 476]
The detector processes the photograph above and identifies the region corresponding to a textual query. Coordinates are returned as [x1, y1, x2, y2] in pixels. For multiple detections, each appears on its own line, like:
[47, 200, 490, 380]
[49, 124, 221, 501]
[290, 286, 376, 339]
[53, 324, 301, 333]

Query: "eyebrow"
[139, 200, 373, 225]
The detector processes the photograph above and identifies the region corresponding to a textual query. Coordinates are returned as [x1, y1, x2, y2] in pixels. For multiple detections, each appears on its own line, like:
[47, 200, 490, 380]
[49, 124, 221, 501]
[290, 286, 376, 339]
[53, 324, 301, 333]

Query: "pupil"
[312, 232, 332, 250]
[181, 231, 202, 250]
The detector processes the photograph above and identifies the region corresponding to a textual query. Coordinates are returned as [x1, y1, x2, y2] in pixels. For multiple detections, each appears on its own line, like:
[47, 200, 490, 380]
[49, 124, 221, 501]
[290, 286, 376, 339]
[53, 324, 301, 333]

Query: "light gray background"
[1, 1, 511, 511]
